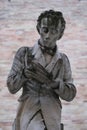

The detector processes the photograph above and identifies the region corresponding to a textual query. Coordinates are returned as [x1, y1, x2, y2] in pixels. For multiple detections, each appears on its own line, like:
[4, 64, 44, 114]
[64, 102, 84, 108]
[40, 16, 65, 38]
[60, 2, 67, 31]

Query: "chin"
[44, 43, 50, 47]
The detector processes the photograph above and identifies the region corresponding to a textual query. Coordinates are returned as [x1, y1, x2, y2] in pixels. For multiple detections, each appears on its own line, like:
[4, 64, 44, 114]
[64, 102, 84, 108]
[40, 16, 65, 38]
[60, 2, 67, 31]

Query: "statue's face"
[39, 17, 62, 48]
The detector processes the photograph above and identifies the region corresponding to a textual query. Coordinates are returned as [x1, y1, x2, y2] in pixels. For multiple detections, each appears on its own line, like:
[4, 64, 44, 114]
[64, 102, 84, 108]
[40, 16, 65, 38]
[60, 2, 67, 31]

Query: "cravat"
[38, 41, 57, 56]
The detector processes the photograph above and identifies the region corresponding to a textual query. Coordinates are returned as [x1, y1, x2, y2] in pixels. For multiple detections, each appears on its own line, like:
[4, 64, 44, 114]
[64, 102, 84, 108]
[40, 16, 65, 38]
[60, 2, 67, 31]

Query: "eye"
[42, 27, 49, 33]
[51, 29, 58, 34]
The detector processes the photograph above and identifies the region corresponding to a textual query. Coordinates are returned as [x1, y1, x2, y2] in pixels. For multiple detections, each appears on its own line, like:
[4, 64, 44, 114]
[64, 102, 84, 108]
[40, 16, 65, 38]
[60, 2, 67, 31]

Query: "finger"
[27, 82, 33, 87]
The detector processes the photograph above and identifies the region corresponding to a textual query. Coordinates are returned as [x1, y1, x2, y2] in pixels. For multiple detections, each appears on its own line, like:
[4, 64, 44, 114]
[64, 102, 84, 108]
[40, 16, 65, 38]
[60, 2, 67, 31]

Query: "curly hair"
[36, 10, 66, 39]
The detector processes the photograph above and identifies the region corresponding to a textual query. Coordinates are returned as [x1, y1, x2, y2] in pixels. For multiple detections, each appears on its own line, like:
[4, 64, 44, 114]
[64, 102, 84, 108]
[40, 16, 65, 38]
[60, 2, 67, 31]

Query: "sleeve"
[54, 54, 77, 101]
[7, 47, 27, 94]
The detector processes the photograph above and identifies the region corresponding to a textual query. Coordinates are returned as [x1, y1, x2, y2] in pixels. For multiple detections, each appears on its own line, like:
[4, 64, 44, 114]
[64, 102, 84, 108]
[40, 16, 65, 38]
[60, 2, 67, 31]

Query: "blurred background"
[0, 0, 87, 130]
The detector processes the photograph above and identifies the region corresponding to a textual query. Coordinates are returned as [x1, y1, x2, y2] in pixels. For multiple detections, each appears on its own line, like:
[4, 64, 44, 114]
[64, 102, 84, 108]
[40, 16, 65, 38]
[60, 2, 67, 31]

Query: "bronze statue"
[7, 10, 76, 130]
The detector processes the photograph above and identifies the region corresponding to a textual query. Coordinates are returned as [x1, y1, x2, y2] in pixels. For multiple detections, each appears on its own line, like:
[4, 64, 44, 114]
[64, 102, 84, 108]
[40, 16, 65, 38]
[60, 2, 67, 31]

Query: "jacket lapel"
[32, 42, 62, 75]
[46, 49, 62, 73]
[32, 43, 46, 67]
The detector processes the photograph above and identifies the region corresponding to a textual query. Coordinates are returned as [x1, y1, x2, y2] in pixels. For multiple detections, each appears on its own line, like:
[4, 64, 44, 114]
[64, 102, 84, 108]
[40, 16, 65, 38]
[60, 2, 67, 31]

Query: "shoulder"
[15, 46, 33, 57]
[60, 52, 69, 59]
[60, 53, 70, 65]
[60, 53, 69, 60]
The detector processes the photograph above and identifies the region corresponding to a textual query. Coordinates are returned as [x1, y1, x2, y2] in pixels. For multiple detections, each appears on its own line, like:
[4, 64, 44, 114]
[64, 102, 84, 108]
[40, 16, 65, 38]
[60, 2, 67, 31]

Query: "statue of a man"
[7, 10, 76, 130]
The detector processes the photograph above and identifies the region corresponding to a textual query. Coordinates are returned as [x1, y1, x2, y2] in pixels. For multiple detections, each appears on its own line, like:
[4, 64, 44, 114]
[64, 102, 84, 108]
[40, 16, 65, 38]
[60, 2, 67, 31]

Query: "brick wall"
[0, 0, 87, 130]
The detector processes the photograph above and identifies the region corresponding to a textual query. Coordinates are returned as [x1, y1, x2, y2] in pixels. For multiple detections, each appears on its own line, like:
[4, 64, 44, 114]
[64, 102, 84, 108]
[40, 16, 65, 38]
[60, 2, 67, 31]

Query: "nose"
[45, 32, 50, 40]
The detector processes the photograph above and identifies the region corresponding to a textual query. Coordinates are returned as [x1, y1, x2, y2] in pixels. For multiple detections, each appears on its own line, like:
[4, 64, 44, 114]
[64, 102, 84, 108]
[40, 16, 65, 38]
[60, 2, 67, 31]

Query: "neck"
[38, 40, 57, 56]
[39, 39, 56, 49]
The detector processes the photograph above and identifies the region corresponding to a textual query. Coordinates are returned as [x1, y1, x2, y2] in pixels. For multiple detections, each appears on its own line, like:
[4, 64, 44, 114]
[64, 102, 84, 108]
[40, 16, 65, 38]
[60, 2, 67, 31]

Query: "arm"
[7, 47, 27, 94]
[53, 54, 76, 101]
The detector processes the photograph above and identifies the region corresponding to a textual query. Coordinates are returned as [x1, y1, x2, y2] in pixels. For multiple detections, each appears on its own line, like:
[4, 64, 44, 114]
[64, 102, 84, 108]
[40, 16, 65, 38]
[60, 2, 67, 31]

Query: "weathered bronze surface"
[7, 10, 76, 130]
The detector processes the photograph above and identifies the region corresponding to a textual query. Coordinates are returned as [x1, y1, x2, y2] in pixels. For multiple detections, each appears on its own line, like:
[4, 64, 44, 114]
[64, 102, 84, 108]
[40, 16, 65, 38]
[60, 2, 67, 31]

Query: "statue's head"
[36, 10, 66, 41]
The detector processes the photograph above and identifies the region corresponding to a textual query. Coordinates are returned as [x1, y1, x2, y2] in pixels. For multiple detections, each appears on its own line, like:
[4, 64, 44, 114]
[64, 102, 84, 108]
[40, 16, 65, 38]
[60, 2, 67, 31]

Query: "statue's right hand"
[23, 67, 35, 79]
[23, 67, 49, 84]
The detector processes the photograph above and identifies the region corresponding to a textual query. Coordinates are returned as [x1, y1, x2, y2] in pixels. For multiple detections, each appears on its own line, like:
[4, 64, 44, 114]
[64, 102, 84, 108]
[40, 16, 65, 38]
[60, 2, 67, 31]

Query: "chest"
[30, 47, 64, 79]
[44, 53, 52, 66]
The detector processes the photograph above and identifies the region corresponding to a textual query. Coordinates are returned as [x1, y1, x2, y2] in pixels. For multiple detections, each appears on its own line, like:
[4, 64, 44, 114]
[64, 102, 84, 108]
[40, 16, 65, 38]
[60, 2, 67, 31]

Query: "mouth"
[44, 39, 50, 42]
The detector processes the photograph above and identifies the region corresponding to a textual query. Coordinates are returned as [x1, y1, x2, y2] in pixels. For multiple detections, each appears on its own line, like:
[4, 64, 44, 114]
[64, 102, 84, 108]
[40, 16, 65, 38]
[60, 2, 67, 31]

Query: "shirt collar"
[32, 41, 62, 60]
